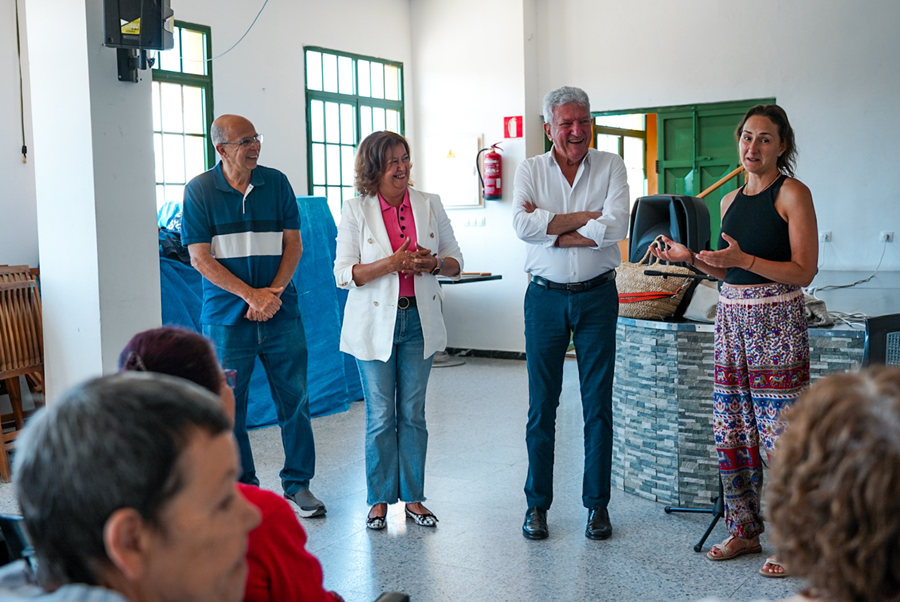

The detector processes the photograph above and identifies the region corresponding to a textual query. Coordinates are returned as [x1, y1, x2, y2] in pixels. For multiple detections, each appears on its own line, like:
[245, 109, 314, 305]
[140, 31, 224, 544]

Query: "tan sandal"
[706, 535, 762, 561]
[760, 556, 789, 578]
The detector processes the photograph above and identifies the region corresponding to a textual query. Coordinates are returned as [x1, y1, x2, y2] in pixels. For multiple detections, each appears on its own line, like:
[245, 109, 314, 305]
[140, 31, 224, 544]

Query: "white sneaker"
[285, 487, 326, 517]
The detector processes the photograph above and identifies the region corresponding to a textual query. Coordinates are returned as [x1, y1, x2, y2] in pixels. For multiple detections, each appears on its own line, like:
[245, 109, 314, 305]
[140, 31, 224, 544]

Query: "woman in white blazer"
[334, 131, 463, 530]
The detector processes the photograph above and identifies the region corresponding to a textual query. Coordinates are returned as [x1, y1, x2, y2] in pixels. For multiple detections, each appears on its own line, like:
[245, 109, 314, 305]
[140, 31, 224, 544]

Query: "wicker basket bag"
[616, 235, 696, 320]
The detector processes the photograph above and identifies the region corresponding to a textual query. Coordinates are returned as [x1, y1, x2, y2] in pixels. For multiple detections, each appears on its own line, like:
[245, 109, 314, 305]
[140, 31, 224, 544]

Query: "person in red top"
[119, 326, 342, 602]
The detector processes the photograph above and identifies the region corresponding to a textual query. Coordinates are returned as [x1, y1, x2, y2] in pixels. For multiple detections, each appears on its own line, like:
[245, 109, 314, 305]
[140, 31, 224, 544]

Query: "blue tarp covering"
[159, 196, 362, 428]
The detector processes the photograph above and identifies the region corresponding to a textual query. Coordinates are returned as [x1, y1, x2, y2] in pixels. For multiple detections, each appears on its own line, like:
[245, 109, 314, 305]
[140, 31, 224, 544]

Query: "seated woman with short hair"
[119, 326, 342, 602]
[766, 366, 900, 602]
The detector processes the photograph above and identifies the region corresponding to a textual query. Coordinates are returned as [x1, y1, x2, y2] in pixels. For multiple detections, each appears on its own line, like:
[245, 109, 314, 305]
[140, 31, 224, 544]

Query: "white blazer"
[334, 188, 464, 362]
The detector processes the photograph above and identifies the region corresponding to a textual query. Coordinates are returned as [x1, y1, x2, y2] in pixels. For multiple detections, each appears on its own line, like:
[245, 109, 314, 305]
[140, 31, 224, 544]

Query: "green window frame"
[304, 46, 405, 222]
[151, 21, 214, 220]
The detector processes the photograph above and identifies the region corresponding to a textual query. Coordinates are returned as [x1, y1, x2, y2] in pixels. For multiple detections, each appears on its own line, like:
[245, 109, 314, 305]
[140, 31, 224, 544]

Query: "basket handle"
[635, 235, 668, 267]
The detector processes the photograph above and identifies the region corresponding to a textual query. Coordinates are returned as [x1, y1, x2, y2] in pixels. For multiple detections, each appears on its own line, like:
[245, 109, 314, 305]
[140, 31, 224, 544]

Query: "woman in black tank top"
[651, 105, 818, 578]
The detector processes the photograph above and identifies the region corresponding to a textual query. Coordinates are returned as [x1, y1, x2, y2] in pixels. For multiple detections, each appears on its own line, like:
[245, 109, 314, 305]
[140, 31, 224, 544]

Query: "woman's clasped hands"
[390, 237, 437, 276]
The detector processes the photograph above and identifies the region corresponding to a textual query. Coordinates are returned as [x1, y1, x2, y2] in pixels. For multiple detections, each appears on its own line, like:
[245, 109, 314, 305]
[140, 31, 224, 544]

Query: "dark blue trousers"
[524, 278, 617, 510]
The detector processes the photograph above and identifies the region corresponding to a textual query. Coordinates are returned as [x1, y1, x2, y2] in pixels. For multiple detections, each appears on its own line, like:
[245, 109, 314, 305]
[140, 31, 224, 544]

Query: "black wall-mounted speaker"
[104, 0, 174, 51]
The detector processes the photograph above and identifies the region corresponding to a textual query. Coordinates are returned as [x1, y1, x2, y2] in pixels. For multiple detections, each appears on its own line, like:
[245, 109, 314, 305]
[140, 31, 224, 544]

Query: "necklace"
[745, 172, 781, 196]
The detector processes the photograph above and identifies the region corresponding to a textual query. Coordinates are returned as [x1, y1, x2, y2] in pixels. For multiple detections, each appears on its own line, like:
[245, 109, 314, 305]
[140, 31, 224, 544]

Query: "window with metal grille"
[304, 47, 404, 223]
[151, 22, 214, 224]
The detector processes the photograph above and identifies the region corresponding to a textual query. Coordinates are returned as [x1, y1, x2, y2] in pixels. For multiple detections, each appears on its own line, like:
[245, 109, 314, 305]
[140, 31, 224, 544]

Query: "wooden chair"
[0, 266, 31, 285]
[0, 279, 44, 482]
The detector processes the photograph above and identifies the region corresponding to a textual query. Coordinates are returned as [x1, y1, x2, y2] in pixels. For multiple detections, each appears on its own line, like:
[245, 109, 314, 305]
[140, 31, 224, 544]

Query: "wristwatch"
[430, 255, 444, 276]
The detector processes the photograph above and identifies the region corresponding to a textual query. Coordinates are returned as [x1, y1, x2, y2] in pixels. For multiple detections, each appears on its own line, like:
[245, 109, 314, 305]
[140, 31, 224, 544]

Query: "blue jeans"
[203, 317, 314, 496]
[356, 307, 434, 506]
[523, 279, 618, 510]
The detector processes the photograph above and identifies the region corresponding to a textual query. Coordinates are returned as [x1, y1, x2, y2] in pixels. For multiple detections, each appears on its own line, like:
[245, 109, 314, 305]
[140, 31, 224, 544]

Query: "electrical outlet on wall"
[879, 231, 894, 243]
[818, 231, 831, 242]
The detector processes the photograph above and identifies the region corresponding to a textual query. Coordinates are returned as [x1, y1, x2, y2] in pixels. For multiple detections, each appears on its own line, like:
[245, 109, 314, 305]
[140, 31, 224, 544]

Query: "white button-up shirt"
[512, 148, 630, 283]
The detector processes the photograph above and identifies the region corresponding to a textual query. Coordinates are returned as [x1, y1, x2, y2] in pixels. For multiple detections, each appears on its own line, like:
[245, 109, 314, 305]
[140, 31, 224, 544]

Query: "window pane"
[327, 187, 342, 224]
[595, 114, 644, 130]
[326, 144, 340, 185]
[370, 62, 384, 99]
[385, 109, 398, 134]
[340, 104, 354, 145]
[596, 133, 619, 154]
[624, 136, 646, 209]
[313, 185, 326, 198]
[338, 55, 353, 95]
[310, 100, 325, 142]
[156, 185, 166, 210]
[341, 146, 355, 186]
[312, 143, 326, 185]
[160, 83, 184, 133]
[183, 86, 204, 134]
[385, 65, 399, 101]
[373, 107, 386, 132]
[325, 102, 339, 144]
[181, 30, 205, 75]
[154, 133, 164, 182]
[184, 136, 206, 181]
[306, 50, 322, 91]
[159, 28, 182, 72]
[165, 184, 184, 207]
[358, 60, 370, 97]
[322, 53, 338, 93]
[360, 106, 373, 140]
[152, 82, 162, 131]
[163, 134, 186, 183]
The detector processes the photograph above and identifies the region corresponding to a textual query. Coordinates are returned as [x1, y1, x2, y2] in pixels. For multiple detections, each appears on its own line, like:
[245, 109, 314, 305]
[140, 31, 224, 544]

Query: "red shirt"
[378, 190, 418, 298]
[240, 484, 342, 602]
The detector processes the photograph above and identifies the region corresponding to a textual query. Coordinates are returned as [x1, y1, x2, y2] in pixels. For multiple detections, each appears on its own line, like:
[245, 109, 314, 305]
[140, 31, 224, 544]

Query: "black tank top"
[718, 174, 791, 285]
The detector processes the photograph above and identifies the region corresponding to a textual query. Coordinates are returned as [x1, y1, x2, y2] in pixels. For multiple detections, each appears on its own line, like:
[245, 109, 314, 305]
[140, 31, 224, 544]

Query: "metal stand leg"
[664, 476, 725, 553]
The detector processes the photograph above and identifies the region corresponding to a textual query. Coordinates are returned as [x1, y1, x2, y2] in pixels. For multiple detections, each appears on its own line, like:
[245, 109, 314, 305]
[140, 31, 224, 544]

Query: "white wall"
[172, 0, 414, 191]
[531, 0, 900, 272]
[410, 0, 534, 353]
[0, 0, 37, 267]
[4, 0, 898, 360]
[409, 0, 900, 352]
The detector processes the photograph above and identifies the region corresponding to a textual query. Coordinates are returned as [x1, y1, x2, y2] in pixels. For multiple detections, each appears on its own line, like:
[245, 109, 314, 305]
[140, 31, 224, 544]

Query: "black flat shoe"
[367, 505, 387, 530]
[585, 506, 612, 540]
[366, 516, 386, 530]
[404, 505, 438, 527]
[522, 506, 548, 540]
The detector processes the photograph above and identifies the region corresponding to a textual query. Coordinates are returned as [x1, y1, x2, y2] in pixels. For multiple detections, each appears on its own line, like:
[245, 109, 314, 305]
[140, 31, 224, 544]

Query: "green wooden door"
[658, 99, 773, 245]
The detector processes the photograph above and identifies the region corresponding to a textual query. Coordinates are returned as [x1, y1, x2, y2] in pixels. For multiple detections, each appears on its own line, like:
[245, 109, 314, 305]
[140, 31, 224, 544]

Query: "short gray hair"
[210, 122, 227, 146]
[14, 372, 231, 588]
[543, 86, 591, 125]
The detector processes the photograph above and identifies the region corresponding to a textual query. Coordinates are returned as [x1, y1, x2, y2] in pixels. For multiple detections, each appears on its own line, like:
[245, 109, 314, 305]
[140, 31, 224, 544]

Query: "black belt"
[398, 296, 417, 309]
[531, 270, 616, 293]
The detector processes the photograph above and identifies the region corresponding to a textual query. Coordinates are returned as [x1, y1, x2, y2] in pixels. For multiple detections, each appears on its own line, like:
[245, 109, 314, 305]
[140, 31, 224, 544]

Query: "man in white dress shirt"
[512, 86, 630, 541]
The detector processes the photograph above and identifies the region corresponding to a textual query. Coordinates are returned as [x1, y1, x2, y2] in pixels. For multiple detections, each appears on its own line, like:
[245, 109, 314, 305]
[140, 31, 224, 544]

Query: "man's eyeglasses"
[224, 369, 238, 389]
[221, 134, 263, 148]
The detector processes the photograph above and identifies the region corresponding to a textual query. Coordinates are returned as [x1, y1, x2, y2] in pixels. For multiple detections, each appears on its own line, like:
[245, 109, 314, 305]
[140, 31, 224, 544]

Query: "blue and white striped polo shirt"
[182, 163, 301, 326]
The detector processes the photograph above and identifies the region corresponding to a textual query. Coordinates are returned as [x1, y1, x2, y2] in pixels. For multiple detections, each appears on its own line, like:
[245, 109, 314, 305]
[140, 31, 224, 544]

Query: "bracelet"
[689, 251, 696, 267]
[747, 255, 757, 271]
[430, 255, 444, 276]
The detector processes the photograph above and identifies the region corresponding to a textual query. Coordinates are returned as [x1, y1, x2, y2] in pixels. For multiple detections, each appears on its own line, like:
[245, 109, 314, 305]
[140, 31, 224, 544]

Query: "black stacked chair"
[862, 313, 900, 367]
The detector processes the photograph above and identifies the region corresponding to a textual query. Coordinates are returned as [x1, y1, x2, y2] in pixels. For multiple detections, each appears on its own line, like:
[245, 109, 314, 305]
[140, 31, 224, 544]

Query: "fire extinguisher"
[477, 143, 503, 200]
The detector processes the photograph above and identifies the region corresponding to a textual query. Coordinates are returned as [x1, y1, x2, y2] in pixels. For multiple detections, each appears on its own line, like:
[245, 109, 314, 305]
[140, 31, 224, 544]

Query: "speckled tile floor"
[0, 357, 802, 601]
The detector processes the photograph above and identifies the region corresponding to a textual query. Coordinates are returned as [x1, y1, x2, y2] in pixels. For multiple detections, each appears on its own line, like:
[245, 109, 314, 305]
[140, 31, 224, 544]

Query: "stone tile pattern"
[612, 322, 864, 506]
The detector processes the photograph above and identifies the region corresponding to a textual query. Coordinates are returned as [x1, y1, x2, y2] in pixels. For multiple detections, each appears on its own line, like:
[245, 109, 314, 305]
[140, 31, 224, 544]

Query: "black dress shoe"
[585, 506, 612, 540]
[522, 507, 548, 540]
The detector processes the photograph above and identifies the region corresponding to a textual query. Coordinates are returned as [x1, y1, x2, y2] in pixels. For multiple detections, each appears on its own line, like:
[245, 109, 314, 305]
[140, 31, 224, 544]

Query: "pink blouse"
[378, 190, 418, 298]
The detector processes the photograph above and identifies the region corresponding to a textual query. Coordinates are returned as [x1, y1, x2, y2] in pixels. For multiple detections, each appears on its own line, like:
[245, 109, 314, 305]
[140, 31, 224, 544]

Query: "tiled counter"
[611, 317, 865, 506]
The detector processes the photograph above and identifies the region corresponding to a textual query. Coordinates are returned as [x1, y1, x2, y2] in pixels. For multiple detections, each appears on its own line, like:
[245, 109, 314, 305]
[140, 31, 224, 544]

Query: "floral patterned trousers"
[713, 282, 809, 539]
